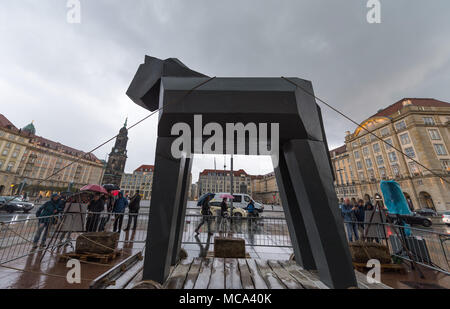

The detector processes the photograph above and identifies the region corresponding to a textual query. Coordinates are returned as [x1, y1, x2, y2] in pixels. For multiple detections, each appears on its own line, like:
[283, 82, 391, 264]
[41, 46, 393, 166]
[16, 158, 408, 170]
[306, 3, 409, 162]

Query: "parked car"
[414, 208, 438, 217]
[387, 212, 432, 228]
[209, 193, 264, 217]
[442, 212, 450, 226]
[0, 196, 35, 214]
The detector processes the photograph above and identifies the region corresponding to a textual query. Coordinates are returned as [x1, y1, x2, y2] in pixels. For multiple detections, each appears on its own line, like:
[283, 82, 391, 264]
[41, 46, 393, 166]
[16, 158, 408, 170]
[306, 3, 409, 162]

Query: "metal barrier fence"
[0, 212, 149, 265]
[182, 215, 292, 248]
[343, 220, 450, 275]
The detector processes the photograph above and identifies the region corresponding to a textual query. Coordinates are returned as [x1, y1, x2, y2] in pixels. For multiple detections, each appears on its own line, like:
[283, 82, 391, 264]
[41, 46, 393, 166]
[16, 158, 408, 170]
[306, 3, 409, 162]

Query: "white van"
[209, 192, 264, 217]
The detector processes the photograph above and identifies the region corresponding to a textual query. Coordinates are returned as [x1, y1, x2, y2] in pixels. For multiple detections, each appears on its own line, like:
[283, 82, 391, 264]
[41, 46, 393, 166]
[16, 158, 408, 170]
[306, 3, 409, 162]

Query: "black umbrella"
[103, 184, 120, 191]
[197, 193, 215, 206]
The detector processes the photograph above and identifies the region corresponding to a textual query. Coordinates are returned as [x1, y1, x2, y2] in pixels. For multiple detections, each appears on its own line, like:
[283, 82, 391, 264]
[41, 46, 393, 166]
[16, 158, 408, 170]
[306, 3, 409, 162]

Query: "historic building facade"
[103, 120, 128, 186]
[0, 114, 105, 196]
[197, 169, 253, 197]
[120, 165, 154, 200]
[330, 98, 450, 211]
[251, 172, 281, 204]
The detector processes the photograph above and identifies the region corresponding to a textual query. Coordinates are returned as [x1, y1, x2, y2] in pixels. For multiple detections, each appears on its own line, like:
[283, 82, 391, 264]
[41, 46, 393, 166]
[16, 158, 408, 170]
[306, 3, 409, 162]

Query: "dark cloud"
[1, 0, 449, 181]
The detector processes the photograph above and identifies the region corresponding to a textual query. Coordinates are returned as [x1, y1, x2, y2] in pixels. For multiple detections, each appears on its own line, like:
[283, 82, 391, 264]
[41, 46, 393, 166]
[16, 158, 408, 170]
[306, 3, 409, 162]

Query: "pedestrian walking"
[113, 192, 128, 233]
[195, 194, 212, 235]
[245, 200, 257, 230]
[86, 193, 105, 232]
[32, 194, 59, 249]
[341, 198, 359, 242]
[124, 190, 141, 231]
[217, 198, 228, 232]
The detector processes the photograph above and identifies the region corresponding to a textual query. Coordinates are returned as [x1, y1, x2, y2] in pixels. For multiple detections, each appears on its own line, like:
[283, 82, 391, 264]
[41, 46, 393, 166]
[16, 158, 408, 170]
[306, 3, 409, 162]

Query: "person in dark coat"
[113, 192, 128, 233]
[124, 190, 141, 231]
[195, 195, 212, 235]
[86, 193, 105, 232]
[32, 194, 60, 249]
[354, 199, 366, 234]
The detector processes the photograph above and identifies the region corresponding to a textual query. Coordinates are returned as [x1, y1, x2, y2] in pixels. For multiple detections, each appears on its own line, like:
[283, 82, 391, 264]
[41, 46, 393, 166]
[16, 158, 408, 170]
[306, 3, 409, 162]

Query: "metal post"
[230, 154, 234, 210]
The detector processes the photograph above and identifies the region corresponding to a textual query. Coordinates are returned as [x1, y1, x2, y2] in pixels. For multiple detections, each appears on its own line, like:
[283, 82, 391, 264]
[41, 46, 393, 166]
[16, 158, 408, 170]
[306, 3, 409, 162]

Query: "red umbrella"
[80, 184, 108, 194]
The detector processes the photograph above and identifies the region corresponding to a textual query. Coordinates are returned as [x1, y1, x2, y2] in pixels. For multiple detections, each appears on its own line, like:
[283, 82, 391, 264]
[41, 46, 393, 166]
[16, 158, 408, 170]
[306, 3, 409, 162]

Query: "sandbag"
[348, 240, 391, 264]
[75, 232, 119, 254]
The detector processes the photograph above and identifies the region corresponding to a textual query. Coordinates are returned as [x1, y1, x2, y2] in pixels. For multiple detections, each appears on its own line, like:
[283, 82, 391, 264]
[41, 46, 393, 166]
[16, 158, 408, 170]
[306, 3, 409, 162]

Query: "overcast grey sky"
[1, 0, 450, 182]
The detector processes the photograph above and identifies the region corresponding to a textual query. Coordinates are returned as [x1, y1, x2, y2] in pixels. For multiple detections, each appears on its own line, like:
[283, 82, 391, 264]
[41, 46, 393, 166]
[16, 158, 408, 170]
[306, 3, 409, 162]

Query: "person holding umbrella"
[195, 193, 213, 235]
[86, 193, 105, 232]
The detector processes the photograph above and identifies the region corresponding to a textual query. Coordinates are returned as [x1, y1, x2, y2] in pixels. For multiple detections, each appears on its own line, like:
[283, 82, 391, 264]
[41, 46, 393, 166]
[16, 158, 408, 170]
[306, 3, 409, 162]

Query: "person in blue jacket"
[113, 192, 128, 232]
[32, 194, 60, 249]
[341, 198, 359, 242]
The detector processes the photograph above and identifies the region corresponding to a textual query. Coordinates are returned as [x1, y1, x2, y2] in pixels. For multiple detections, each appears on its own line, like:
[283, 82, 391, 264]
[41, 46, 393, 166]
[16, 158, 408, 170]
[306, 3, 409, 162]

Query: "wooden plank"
[267, 260, 303, 289]
[164, 257, 193, 289]
[224, 258, 242, 289]
[279, 261, 319, 289]
[286, 262, 329, 289]
[106, 261, 143, 289]
[208, 258, 225, 289]
[184, 258, 203, 289]
[254, 259, 286, 289]
[237, 259, 255, 289]
[354, 271, 392, 289]
[245, 259, 268, 289]
[193, 258, 213, 289]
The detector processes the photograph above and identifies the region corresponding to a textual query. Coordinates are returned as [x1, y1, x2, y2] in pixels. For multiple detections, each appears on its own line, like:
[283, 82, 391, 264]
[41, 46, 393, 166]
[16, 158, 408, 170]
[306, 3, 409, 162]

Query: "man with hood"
[32, 193, 60, 249]
[113, 192, 128, 232]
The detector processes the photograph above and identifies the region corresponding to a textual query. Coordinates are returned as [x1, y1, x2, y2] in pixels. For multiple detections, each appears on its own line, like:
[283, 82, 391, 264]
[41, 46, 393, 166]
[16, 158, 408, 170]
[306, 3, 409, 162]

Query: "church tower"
[102, 119, 128, 186]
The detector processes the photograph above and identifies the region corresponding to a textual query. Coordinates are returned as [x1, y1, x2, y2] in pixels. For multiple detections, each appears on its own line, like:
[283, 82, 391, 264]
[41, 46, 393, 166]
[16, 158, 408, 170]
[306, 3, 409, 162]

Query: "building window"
[363, 147, 369, 156]
[395, 120, 407, 131]
[408, 162, 420, 176]
[428, 129, 441, 140]
[388, 152, 398, 163]
[12, 151, 18, 158]
[372, 143, 380, 153]
[380, 127, 390, 137]
[6, 162, 15, 172]
[368, 169, 375, 179]
[352, 142, 358, 149]
[384, 138, 393, 150]
[365, 158, 373, 168]
[441, 160, 450, 173]
[379, 167, 387, 178]
[376, 155, 384, 166]
[434, 144, 448, 156]
[360, 137, 367, 145]
[399, 133, 411, 145]
[358, 172, 365, 181]
[354, 151, 360, 159]
[404, 147, 416, 158]
[423, 117, 435, 125]
[0, 160, 3, 169]
[391, 164, 400, 177]
[1, 150, 8, 156]
[356, 161, 363, 170]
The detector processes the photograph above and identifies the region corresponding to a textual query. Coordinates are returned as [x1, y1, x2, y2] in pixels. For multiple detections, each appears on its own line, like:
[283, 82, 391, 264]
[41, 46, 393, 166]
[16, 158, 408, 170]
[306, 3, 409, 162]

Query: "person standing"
[124, 190, 141, 231]
[341, 198, 359, 242]
[354, 199, 366, 235]
[217, 197, 228, 232]
[113, 192, 128, 233]
[32, 194, 59, 249]
[86, 193, 105, 232]
[195, 195, 212, 235]
[245, 199, 257, 230]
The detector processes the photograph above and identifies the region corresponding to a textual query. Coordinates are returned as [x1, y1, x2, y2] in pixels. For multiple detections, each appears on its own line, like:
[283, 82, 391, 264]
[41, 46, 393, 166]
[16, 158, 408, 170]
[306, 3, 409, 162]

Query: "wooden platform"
[161, 258, 391, 289]
[58, 250, 122, 264]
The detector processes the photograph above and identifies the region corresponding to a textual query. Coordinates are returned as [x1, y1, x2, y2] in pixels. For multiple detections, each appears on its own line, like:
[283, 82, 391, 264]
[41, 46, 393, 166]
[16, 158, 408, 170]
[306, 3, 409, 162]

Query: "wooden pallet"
[59, 250, 122, 264]
[353, 261, 406, 274]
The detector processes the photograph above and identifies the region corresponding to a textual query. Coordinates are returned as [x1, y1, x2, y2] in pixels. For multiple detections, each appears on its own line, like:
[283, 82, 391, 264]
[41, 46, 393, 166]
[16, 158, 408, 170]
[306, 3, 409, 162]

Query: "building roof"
[134, 165, 155, 173]
[200, 169, 249, 177]
[370, 98, 450, 118]
[0, 113, 100, 163]
[22, 121, 36, 135]
[330, 145, 347, 157]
